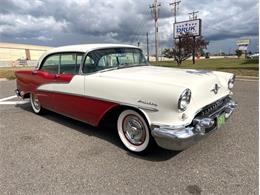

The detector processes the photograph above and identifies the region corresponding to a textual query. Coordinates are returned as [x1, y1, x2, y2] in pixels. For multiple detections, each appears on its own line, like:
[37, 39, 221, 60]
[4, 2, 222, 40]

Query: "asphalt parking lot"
[0, 79, 258, 195]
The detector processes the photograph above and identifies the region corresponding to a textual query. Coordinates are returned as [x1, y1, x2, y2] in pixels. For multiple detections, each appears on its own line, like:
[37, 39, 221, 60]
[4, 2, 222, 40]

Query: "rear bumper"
[151, 97, 237, 151]
[15, 89, 22, 97]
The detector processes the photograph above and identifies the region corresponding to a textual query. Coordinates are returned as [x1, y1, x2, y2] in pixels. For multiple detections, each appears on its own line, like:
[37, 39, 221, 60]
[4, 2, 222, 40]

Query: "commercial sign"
[236, 39, 251, 46]
[238, 45, 248, 51]
[174, 19, 201, 38]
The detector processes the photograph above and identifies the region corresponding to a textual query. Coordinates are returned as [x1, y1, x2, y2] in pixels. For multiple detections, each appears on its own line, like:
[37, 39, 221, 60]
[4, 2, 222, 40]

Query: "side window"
[41, 55, 59, 74]
[60, 53, 83, 74]
[83, 56, 96, 74]
[76, 54, 83, 73]
[60, 54, 76, 74]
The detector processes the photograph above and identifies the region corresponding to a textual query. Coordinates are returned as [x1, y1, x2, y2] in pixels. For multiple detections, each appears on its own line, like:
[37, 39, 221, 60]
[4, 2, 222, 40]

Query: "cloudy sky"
[0, 0, 259, 54]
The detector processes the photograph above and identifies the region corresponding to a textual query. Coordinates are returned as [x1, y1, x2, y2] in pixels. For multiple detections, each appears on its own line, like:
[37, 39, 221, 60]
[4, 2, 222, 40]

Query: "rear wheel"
[30, 93, 44, 114]
[117, 109, 152, 153]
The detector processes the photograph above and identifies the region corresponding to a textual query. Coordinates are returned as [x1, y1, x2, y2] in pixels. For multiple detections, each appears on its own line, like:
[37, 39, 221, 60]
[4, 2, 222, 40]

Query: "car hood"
[98, 65, 232, 108]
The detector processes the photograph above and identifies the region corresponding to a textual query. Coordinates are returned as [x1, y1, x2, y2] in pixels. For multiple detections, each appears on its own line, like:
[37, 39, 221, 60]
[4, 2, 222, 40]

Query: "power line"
[149, 0, 161, 62]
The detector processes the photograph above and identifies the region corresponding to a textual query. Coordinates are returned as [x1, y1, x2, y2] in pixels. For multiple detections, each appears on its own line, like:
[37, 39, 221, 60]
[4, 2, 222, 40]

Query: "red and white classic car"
[15, 44, 236, 153]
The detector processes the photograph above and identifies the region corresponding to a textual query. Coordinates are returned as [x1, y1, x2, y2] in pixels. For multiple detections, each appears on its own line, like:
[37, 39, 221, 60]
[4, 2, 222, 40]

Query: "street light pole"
[146, 32, 150, 62]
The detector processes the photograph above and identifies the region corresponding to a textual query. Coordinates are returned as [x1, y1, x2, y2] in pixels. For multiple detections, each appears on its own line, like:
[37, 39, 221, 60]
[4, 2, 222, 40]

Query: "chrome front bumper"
[151, 97, 237, 151]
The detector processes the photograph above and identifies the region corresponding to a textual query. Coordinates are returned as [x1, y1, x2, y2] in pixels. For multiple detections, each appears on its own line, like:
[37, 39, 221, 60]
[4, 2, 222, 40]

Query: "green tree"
[162, 33, 209, 66]
[162, 48, 174, 58]
[235, 49, 242, 58]
[199, 48, 205, 57]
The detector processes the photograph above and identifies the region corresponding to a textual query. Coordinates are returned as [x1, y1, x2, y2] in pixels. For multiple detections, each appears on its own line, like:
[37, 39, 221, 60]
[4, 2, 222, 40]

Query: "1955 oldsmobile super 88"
[15, 44, 237, 153]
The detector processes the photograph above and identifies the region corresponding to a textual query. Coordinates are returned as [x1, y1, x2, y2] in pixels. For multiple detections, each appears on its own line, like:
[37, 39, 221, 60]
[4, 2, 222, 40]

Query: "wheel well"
[98, 105, 150, 129]
[23, 93, 30, 99]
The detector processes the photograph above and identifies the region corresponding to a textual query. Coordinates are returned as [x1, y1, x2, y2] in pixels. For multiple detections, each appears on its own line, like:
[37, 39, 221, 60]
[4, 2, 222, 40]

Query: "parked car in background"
[15, 44, 237, 154]
[248, 53, 259, 59]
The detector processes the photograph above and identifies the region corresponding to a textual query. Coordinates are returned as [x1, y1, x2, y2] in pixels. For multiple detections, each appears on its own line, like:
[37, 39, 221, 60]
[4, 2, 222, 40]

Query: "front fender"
[85, 74, 187, 126]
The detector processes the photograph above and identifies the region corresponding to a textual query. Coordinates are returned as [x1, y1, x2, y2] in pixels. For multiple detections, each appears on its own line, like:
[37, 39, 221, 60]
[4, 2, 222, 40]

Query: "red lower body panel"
[38, 91, 119, 127]
[16, 71, 118, 126]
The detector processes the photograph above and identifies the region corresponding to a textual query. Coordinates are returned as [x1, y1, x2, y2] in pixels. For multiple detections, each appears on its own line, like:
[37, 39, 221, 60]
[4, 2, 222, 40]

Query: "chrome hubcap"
[122, 115, 146, 145]
[32, 94, 40, 110]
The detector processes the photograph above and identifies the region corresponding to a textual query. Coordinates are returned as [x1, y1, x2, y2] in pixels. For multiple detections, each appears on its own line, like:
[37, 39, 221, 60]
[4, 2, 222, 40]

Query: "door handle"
[32, 70, 38, 75]
[55, 74, 60, 79]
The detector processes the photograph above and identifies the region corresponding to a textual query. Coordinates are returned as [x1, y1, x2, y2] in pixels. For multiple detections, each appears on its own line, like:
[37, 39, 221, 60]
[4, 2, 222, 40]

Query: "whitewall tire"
[30, 93, 43, 114]
[117, 109, 151, 153]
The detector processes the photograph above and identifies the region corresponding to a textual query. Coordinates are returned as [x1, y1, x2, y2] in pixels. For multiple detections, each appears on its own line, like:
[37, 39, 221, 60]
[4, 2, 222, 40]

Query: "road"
[0, 80, 258, 195]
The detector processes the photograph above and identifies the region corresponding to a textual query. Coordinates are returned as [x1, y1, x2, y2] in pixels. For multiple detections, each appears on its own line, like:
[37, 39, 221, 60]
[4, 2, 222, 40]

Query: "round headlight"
[228, 75, 235, 90]
[178, 89, 192, 111]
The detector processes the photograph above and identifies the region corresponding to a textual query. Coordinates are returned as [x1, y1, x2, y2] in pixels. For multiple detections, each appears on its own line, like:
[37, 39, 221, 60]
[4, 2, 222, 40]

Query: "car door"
[53, 53, 86, 118]
[31, 54, 60, 110]
[81, 52, 119, 126]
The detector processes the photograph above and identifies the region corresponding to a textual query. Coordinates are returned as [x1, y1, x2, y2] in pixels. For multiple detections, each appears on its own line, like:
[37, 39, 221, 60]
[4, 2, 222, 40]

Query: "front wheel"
[30, 93, 44, 114]
[117, 109, 152, 153]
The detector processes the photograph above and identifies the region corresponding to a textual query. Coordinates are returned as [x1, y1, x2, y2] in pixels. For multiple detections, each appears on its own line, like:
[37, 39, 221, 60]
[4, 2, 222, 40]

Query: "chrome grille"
[199, 98, 226, 116]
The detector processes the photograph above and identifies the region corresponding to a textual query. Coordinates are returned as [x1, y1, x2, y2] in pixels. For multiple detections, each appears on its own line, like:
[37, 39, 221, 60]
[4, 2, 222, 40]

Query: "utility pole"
[146, 32, 150, 62]
[169, 0, 181, 49]
[150, 0, 161, 62]
[188, 11, 199, 20]
[170, 0, 181, 24]
[188, 11, 199, 65]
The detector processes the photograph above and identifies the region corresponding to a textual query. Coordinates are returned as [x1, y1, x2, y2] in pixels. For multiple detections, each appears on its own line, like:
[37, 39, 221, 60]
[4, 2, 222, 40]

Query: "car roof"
[37, 44, 139, 68]
[46, 43, 138, 54]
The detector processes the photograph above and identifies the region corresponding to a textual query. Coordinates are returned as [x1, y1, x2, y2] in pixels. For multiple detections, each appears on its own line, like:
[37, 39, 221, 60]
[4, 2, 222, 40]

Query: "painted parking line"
[0, 95, 17, 102]
[0, 100, 29, 105]
[0, 95, 29, 105]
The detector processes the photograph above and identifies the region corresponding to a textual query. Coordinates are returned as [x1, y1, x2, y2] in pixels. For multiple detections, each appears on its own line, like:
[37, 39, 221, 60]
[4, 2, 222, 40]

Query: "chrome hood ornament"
[211, 84, 221, 94]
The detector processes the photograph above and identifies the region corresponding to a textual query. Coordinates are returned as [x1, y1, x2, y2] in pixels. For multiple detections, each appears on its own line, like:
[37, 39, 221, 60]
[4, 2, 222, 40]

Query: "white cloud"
[0, 14, 68, 40]
[0, 0, 258, 53]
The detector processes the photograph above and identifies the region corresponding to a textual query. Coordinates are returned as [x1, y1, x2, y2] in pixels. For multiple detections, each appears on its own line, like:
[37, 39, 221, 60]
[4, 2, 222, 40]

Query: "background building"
[0, 42, 52, 61]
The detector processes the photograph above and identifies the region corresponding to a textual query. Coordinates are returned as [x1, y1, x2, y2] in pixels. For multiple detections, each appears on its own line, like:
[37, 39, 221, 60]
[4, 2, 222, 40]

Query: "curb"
[236, 76, 258, 80]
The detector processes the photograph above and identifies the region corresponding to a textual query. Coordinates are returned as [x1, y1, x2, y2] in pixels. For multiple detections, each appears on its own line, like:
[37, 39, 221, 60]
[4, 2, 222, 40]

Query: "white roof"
[37, 44, 139, 68]
[46, 43, 138, 54]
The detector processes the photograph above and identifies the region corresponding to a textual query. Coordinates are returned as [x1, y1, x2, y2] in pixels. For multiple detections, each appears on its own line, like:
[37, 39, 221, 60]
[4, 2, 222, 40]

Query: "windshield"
[82, 48, 148, 74]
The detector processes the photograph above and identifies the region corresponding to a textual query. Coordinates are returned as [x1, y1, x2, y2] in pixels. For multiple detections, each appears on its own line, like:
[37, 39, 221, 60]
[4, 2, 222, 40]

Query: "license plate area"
[217, 113, 225, 128]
